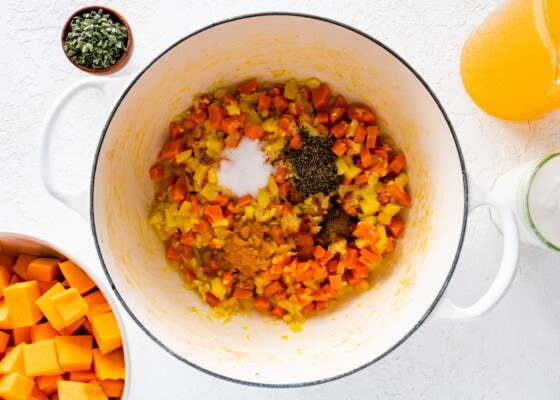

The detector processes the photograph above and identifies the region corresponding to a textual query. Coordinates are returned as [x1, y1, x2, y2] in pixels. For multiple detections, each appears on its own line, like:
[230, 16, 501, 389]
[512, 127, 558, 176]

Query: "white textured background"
[1, 0, 560, 399]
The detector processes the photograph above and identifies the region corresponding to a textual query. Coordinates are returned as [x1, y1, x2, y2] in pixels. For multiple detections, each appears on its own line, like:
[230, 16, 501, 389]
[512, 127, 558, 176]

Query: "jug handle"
[431, 175, 519, 321]
[39, 76, 131, 220]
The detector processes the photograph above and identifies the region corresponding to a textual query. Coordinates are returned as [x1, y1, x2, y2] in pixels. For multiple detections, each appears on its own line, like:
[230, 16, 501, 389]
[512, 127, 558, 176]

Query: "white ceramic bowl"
[40, 13, 519, 387]
[0, 232, 130, 397]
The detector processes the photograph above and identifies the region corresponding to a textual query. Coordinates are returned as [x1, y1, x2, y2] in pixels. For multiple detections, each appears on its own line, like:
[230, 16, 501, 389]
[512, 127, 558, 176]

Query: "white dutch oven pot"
[40, 14, 519, 386]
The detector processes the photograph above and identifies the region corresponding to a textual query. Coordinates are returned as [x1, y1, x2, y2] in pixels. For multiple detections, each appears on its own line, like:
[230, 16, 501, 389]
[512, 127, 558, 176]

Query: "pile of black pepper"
[285, 128, 342, 201]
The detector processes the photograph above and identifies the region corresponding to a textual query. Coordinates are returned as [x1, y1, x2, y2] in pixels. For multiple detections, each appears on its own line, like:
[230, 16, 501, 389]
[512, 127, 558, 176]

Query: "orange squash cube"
[4, 281, 43, 328]
[23, 339, 64, 376]
[54, 335, 93, 372]
[57, 380, 108, 400]
[27, 258, 62, 282]
[35, 282, 66, 331]
[0, 343, 26, 374]
[92, 348, 125, 380]
[58, 261, 96, 295]
[90, 312, 121, 355]
[0, 372, 34, 400]
[49, 288, 89, 328]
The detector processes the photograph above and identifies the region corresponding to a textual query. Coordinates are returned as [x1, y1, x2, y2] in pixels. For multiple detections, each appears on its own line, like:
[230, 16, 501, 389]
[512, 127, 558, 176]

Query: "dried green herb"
[64, 8, 128, 70]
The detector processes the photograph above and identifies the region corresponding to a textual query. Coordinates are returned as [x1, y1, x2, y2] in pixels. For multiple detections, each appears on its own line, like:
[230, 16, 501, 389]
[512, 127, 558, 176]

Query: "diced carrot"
[274, 165, 288, 184]
[385, 236, 396, 252]
[360, 146, 373, 168]
[270, 226, 285, 245]
[253, 296, 270, 312]
[159, 139, 182, 160]
[182, 267, 196, 283]
[221, 115, 243, 135]
[366, 125, 378, 148]
[149, 164, 164, 180]
[347, 104, 376, 123]
[269, 306, 286, 319]
[166, 244, 181, 261]
[312, 245, 326, 259]
[203, 204, 223, 222]
[272, 95, 289, 112]
[232, 286, 252, 300]
[388, 153, 407, 174]
[208, 104, 225, 130]
[333, 94, 346, 107]
[374, 148, 389, 160]
[301, 302, 315, 316]
[190, 108, 207, 125]
[312, 290, 328, 302]
[190, 196, 200, 215]
[221, 271, 233, 288]
[347, 274, 365, 287]
[278, 114, 295, 136]
[353, 125, 367, 144]
[205, 292, 220, 307]
[289, 134, 301, 149]
[263, 281, 284, 298]
[237, 194, 252, 207]
[387, 216, 405, 237]
[194, 217, 211, 233]
[316, 112, 329, 125]
[310, 83, 330, 111]
[237, 78, 258, 94]
[328, 274, 342, 291]
[169, 122, 183, 139]
[387, 182, 411, 206]
[213, 193, 229, 207]
[244, 122, 263, 140]
[220, 94, 236, 106]
[358, 248, 381, 266]
[170, 177, 186, 205]
[257, 93, 272, 110]
[377, 191, 391, 204]
[331, 139, 348, 157]
[354, 173, 369, 185]
[331, 121, 349, 139]
[352, 222, 371, 238]
[329, 107, 346, 125]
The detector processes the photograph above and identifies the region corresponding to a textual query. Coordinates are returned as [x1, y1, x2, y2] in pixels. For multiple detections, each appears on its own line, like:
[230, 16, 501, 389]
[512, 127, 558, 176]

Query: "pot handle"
[39, 76, 131, 219]
[431, 175, 519, 321]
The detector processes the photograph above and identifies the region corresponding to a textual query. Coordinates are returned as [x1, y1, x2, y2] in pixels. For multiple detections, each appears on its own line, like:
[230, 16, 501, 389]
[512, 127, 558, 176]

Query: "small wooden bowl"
[61, 5, 133, 74]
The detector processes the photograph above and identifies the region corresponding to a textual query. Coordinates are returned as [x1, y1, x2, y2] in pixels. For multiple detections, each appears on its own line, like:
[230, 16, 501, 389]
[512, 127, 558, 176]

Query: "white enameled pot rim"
[89, 12, 469, 387]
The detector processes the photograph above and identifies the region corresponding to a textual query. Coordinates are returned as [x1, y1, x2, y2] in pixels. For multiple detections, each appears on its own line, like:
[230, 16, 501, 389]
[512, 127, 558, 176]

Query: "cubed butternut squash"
[11, 327, 30, 345]
[0, 343, 26, 374]
[68, 369, 96, 383]
[0, 329, 10, 353]
[30, 322, 59, 343]
[57, 380, 108, 400]
[35, 374, 64, 395]
[35, 283, 66, 331]
[28, 384, 50, 400]
[54, 335, 93, 372]
[90, 312, 121, 355]
[0, 372, 34, 400]
[23, 339, 64, 377]
[97, 378, 124, 398]
[0, 298, 12, 330]
[11, 254, 36, 281]
[92, 348, 125, 380]
[0, 265, 12, 297]
[58, 261, 96, 295]
[4, 281, 43, 328]
[83, 290, 111, 317]
[27, 258, 62, 283]
[49, 288, 89, 328]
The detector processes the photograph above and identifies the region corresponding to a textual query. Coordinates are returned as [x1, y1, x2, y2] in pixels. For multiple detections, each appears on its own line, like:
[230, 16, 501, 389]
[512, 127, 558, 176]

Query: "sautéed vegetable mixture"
[148, 78, 411, 331]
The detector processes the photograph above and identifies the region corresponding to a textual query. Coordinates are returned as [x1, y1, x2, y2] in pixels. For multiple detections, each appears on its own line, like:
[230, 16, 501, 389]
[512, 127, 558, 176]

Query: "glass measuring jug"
[492, 152, 560, 251]
[460, 0, 560, 121]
